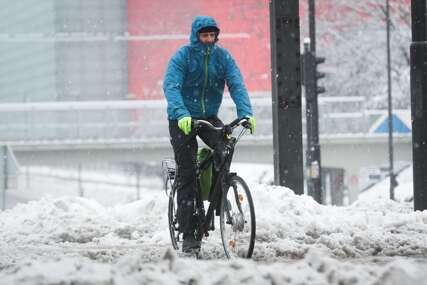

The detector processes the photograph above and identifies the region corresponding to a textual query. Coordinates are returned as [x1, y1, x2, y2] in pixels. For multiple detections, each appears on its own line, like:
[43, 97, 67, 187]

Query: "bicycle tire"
[167, 176, 179, 250]
[219, 175, 256, 258]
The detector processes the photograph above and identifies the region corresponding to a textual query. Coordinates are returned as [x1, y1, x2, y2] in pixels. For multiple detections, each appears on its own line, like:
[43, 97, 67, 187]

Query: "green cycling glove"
[246, 116, 256, 134]
[178, 116, 192, 135]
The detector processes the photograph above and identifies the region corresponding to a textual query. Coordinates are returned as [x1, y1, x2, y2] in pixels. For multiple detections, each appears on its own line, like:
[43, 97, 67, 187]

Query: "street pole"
[309, 0, 316, 52]
[410, 0, 427, 211]
[386, 0, 395, 200]
[1, 146, 6, 210]
[135, 163, 141, 200]
[78, 163, 84, 197]
[306, 0, 322, 203]
[270, 0, 304, 194]
[303, 39, 323, 204]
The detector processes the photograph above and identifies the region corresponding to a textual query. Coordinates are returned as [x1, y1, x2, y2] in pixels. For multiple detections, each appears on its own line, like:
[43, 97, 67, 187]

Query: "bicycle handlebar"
[175, 118, 250, 154]
[193, 117, 250, 133]
[193, 120, 222, 131]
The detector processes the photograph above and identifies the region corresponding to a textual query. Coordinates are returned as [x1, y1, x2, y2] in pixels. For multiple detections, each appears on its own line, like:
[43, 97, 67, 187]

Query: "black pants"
[169, 116, 224, 235]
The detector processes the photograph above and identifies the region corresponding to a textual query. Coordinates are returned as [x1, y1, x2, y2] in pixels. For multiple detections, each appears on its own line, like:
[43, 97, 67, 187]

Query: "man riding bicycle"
[163, 15, 256, 253]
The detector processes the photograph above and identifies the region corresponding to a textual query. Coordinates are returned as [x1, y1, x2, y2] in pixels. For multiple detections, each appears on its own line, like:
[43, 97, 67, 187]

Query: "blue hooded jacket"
[163, 16, 253, 120]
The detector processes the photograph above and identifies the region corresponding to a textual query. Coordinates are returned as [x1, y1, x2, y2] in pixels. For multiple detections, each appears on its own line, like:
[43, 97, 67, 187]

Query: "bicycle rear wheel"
[220, 175, 256, 258]
[166, 177, 180, 250]
[162, 159, 180, 250]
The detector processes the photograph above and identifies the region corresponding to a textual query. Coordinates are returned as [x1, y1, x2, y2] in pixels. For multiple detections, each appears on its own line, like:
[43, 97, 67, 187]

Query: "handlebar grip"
[229, 117, 250, 129]
[228, 118, 242, 128]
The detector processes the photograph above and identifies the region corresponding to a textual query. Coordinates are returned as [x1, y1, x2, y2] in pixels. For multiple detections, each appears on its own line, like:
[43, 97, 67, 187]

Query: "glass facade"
[0, 1, 129, 141]
[0, 0, 127, 103]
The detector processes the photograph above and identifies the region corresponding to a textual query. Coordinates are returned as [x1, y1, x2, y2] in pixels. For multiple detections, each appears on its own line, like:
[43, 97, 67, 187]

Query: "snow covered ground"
[1, 163, 427, 284]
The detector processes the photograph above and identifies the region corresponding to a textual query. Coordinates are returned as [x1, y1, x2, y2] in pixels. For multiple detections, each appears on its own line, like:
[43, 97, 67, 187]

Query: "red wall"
[127, 0, 270, 100]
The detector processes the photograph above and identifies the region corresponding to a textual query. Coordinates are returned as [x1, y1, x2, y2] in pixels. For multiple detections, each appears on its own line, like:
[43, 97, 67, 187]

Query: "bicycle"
[162, 118, 256, 258]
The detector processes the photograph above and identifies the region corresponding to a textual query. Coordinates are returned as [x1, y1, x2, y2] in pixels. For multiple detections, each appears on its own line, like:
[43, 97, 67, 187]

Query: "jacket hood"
[190, 16, 220, 45]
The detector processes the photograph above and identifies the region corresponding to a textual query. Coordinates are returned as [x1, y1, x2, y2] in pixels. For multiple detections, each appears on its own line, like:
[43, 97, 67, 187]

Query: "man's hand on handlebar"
[178, 116, 192, 135]
[246, 116, 256, 134]
[240, 116, 256, 134]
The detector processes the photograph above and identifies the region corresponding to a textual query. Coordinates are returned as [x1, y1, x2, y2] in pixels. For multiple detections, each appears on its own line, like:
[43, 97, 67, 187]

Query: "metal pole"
[135, 164, 141, 200]
[309, 0, 316, 52]
[386, 0, 395, 200]
[1, 146, 6, 210]
[26, 166, 30, 190]
[78, 163, 84, 197]
[270, 0, 304, 193]
[303, 40, 322, 203]
[306, 0, 322, 203]
[411, 0, 427, 211]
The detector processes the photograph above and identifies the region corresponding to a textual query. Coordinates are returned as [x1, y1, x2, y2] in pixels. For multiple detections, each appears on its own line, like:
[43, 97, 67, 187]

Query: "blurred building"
[0, 0, 127, 102]
[0, 1, 127, 139]
[0, 0, 271, 103]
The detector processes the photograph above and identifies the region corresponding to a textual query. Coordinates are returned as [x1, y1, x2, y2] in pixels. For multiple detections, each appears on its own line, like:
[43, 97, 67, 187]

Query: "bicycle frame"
[193, 121, 246, 241]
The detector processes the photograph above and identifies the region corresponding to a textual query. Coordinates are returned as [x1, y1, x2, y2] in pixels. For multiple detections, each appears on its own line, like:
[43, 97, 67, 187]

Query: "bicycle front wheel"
[220, 175, 256, 258]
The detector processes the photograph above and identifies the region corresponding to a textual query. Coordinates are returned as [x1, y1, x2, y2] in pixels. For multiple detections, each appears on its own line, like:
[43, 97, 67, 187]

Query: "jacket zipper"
[200, 46, 210, 117]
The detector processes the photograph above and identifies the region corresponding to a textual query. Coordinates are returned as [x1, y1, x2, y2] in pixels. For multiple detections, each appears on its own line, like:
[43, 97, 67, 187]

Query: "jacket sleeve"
[163, 47, 190, 120]
[223, 49, 253, 118]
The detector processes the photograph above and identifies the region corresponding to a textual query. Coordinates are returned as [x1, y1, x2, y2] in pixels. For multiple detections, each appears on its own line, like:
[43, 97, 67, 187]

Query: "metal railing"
[0, 97, 411, 145]
[20, 163, 161, 202]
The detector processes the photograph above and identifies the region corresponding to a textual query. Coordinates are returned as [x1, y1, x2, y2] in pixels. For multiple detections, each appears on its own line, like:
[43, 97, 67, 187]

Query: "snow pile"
[0, 193, 169, 247]
[1, 179, 427, 284]
[253, 185, 427, 260]
[2, 184, 427, 261]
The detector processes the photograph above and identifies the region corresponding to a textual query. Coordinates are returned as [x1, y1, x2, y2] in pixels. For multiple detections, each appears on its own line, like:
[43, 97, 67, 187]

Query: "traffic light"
[302, 43, 327, 97]
[302, 40, 325, 204]
[315, 56, 326, 95]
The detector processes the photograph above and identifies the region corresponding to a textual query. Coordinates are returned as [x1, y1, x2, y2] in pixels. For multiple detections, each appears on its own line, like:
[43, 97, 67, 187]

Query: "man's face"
[199, 31, 216, 44]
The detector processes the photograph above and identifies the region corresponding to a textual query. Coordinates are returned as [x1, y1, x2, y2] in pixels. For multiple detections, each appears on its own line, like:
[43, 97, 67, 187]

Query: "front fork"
[223, 172, 239, 224]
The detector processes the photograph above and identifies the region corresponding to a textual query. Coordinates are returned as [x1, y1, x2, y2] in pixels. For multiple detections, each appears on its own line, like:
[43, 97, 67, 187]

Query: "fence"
[0, 97, 409, 145]
[17, 163, 162, 207]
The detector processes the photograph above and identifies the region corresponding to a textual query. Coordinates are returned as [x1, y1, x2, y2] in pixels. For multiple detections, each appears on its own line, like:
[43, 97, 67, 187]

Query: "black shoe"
[182, 233, 201, 253]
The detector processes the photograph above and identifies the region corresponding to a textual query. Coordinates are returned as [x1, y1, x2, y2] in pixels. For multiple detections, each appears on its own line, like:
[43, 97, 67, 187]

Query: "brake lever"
[241, 120, 251, 130]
